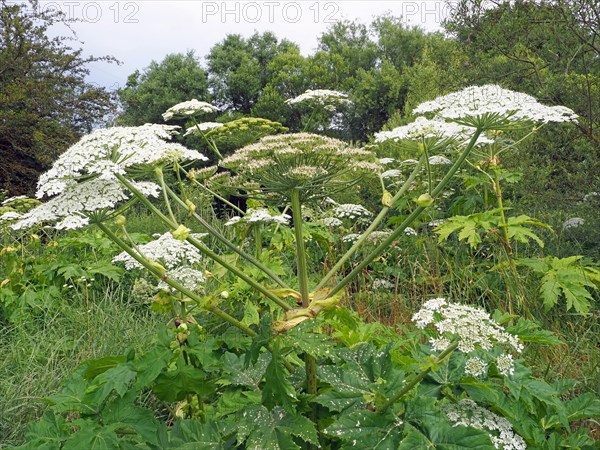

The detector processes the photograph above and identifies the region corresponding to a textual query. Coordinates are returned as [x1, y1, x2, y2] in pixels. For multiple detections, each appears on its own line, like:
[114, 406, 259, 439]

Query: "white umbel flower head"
[157, 267, 206, 292]
[412, 298, 522, 377]
[224, 208, 290, 227]
[444, 399, 527, 450]
[12, 179, 160, 231]
[332, 204, 373, 221]
[414, 84, 577, 125]
[36, 124, 207, 199]
[286, 89, 352, 107]
[162, 99, 219, 121]
[113, 232, 204, 270]
[183, 122, 224, 136]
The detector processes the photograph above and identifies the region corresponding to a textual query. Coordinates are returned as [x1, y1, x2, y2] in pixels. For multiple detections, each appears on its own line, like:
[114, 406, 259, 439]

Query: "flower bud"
[417, 193, 435, 207]
[382, 190, 393, 207]
[115, 215, 127, 227]
[171, 224, 190, 241]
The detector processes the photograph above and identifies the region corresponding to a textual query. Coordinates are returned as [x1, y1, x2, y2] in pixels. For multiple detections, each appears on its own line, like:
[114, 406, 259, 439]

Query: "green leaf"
[280, 321, 339, 361]
[153, 363, 212, 402]
[168, 420, 223, 449]
[102, 391, 159, 445]
[19, 412, 68, 449]
[237, 405, 318, 449]
[242, 300, 260, 326]
[505, 317, 561, 345]
[564, 393, 600, 422]
[324, 409, 402, 449]
[62, 420, 120, 450]
[82, 355, 127, 380]
[86, 364, 137, 405]
[399, 423, 494, 450]
[45, 369, 98, 415]
[261, 340, 297, 412]
[518, 256, 598, 313]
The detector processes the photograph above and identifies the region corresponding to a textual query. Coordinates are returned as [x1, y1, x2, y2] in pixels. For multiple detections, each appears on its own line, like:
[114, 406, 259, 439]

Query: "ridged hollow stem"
[327, 129, 483, 298]
[116, 175, 291, 310]
[379, 342, 458, 413]
[190, 117, 223, 160]
[290, 189, 318, 403]
[164, 185, 290, 291]
[181, 166, 244, 215]
[95, 221, 256, 338]
[315, 155, 426, 291]
[155, 167, 177, 224]
[254, 223, 263, 260]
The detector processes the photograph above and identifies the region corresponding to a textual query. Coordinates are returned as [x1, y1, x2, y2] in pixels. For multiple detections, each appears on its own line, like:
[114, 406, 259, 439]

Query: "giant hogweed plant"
[10, 87, 599, 449]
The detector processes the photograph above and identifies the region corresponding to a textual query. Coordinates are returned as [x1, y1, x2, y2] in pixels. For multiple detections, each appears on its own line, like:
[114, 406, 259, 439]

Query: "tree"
[0, 0, 115, 195]
[206, 32, 297, 113]
[117, 51, 210, 126]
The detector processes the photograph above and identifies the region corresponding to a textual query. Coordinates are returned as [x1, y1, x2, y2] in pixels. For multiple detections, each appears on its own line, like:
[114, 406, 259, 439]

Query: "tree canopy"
[117, 51, 210, 126]
[0, 0, 115, 195]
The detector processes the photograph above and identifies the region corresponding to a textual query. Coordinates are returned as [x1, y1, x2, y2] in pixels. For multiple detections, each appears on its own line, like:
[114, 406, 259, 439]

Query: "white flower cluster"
[162, 99, 219, 121]
[372, 278, 394, 291]
[342, 233, 361, 243]
[286, 89, 352, 107]
[319, 217, 343, 228]
[381, 169, 402, 179]
[414, 84, 577, 124]
[113, 231, 204, 270]
[428, 155, 452, 165]
[224, 208, 291, 227]
[562, 217, 584, 231]
[183, 122, 224, 136]
[375, 117, 495, 146]
[412, 298, 522, 376]
[36, 125, 207, 198]
[1, 195, 28, 206]
[12, 125, 208, 231]
[157, 267, 206, 292]
[375, 117, 475, 142]
[332, 204, 373, 221]
[0, 211, 23, 222]
[444, 399, 527, 450]
[221, 133, 378, 200]
[12, 179, 160, 231]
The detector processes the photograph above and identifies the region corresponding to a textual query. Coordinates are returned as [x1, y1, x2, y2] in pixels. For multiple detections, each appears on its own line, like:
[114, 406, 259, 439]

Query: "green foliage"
[436, 209, 549, 249]
[0, 0, 115, 195]
[518, 256, 600, 313]
[117, 51, 210, 126]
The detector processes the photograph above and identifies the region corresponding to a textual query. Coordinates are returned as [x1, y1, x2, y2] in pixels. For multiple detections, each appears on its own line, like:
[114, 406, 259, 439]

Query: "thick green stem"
[379, 342, 458, 413]
[327, 129, 483, 298]
[290, 189, 318, 402]
[254, 223, 263, 260]
[95, 221, 256, 337]
[191, 117, 223, 160]
[492, 168, 512, 254]
[164, 185, 290, 290]
[116, 175, 291, 310]
[315, 156, 426, 291]
[155, 168, 177, 223]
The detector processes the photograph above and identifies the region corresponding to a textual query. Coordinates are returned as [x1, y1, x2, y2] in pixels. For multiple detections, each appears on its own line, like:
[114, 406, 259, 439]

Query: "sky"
[36, 1, 449, 89]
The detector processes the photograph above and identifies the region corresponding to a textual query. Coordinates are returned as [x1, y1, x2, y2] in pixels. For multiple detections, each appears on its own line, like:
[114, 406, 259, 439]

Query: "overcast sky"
[38, 1, 448, 89]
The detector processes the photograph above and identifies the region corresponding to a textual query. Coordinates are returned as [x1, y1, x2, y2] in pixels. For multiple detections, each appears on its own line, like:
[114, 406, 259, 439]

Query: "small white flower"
[465, 357, 488, 377]
[319, 217, 343, 227]
[496, 353, 515, 376]
[0, 211, 23, 222]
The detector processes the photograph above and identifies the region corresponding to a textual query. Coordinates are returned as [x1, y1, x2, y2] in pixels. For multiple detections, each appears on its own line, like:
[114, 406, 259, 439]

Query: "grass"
[0, 281, 162, 448]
